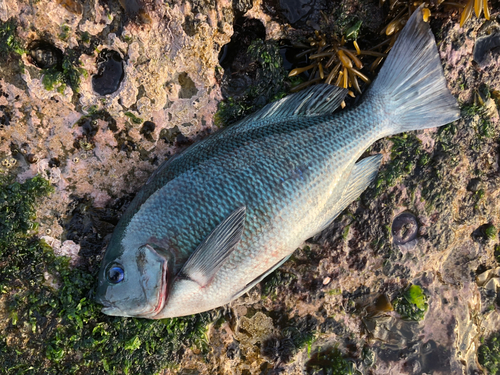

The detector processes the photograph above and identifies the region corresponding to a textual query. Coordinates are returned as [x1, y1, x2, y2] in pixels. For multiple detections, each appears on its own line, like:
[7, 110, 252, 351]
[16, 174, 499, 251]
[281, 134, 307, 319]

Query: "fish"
[96, 7, 460, 318]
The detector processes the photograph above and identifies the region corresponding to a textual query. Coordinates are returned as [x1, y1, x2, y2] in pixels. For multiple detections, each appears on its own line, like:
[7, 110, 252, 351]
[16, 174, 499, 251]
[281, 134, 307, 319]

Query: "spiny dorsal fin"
[177, 206, 246, 287]
[242, 84, 348, 124]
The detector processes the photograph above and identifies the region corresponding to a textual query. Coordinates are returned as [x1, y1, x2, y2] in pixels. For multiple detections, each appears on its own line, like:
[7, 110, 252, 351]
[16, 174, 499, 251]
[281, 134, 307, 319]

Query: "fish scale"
[96, 8, 461, 318]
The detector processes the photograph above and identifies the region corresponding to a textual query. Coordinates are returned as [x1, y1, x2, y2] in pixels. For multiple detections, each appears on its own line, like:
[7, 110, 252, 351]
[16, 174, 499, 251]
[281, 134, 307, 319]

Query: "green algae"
[124, 111, 144, 125]
[261, 268, 297, 299]
[306, 346, 355, 375]
[0, 176, 213, 374]
[478, 332, 500, 374]
[373, 133, 424, 196]
[0, 175, 53, 250]
[392, 284, 428, 321]
[59, 25, 71, 41]
[485, 224, 497, 240]
[0, 18, 26, 56]
[344, 20, 362, 41]
[42, 50, 86, 93]
[214, 39, 287, 127]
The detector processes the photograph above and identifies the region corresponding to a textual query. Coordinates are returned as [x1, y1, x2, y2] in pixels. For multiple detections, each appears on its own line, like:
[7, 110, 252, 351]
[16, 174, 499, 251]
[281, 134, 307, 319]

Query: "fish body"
[96, 7, 460, 318]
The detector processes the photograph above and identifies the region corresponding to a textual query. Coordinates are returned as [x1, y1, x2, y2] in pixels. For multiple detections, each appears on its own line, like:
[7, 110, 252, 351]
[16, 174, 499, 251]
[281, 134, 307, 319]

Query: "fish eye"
[107, 264, 125, 284]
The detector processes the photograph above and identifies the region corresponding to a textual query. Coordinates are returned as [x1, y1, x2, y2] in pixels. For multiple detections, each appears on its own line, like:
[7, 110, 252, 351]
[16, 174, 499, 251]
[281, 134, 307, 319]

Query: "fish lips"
[136, 243, 172, 318]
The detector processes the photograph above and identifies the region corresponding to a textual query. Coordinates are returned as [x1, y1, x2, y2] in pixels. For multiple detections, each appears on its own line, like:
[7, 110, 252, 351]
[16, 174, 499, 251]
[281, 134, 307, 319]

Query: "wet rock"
[473, 223, 498, 242]
[118, 0, 144, 15]
[140, 120, 155, 141]
[48, 157, 60, 168]
[275, 0, 317, 25]
[218, 18, 286, 125]
[28, 40, 63, 69]
[0, 105, 12, 126]
[219, 17, 266, 72]
[232, 0, 253, 18]
[473, 32, 500, 67]
[261, 335, 295, 363]
[92, 50, 124, 96]
[2, 0, 500, 373]
[177, 73, 198, 99]
[467, 177, 481, 192]
[56, 0, 83, 15]
[159, 125, 181, 144]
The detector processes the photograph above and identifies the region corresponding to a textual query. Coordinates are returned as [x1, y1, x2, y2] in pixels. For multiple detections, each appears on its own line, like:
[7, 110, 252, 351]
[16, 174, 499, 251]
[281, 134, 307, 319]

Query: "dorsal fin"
[242, 84, 348, 125]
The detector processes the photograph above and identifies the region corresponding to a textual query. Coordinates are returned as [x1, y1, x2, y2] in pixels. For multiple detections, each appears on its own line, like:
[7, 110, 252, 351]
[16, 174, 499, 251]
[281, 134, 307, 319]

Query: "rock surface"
[0, 0, 500, 374]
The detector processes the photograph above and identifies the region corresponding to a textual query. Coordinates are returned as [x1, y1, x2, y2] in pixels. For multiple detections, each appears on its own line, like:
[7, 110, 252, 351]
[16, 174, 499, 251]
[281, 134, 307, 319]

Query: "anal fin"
[231, 255, 291, 301]
[317, 154, 382, 234]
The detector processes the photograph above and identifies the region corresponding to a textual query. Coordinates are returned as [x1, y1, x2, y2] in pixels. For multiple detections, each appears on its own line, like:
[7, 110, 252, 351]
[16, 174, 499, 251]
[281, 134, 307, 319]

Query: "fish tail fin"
[366, 6, 460, 136]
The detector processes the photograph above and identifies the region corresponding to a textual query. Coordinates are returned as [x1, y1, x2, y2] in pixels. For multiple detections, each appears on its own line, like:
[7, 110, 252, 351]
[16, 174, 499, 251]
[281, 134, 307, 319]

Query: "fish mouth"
[151, 257, 168, 317]
[137, 243, 171, 318]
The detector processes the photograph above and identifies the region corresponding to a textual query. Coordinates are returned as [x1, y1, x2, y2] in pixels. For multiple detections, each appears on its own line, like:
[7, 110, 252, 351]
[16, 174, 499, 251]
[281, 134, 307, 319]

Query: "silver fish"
[96, 7, 460, 318]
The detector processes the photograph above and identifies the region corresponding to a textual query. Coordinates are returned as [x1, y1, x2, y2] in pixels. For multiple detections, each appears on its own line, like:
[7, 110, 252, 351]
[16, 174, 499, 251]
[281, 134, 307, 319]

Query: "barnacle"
[1, 158, 15, 168]
[288, 27, 382, 107]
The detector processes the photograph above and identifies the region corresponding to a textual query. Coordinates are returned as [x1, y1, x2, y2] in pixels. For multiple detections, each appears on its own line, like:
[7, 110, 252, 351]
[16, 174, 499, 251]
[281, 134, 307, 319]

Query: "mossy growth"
[462, 103, 496, 152]
[0, 18, 26, 56]
[0, 175, 53, 250]
[42, 50, 86, 93]
[124, 111, 144, 125]
[478, 332, 500, 375]
[306, 346, 355, 375]
[495, 245, 500, 264]
[214, 39, 287, 127]
[59, 24, 71, 41]
[373, 133, 425, 196]
[392, 284, 429, 321]
[261, 269, 297, 299]
[80, 31, 91, 44]
[0, 175, 213, 374]
[485, 224, 497, 241]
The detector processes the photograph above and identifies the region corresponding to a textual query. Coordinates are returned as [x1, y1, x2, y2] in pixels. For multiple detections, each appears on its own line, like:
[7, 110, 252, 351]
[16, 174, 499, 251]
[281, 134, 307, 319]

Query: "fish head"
[96, 243, 174, 318]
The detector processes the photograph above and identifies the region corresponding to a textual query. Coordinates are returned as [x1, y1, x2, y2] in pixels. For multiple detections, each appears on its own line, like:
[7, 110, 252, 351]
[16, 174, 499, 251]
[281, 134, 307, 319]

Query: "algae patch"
[478, 332, 500, 375]
[0, 176, 214, 374]
[392, 284, 429, 321]
[0, 18, 25, 56]
[41, 50, 86, 94]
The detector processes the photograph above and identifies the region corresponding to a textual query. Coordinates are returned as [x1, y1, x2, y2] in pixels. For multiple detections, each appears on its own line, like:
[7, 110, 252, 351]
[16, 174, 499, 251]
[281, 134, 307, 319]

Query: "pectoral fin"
[177, 206, 246, 287]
